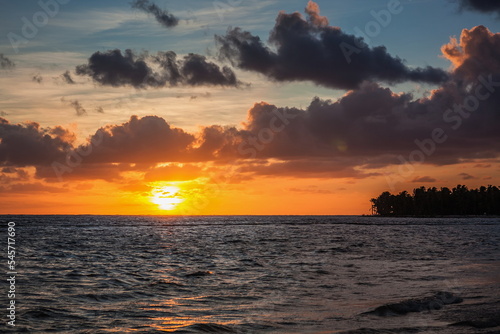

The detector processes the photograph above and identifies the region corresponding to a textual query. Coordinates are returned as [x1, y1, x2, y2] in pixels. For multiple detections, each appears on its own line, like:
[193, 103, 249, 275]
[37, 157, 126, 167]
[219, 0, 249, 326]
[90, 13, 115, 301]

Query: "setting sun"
[150, 185, 184, 211]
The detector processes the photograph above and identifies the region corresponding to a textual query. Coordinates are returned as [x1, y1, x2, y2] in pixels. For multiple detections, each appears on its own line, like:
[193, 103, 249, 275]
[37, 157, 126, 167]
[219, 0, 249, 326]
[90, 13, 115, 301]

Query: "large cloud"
[0, 118, 73, 166]
[131, 0, 179, 28]
[236, 81, 500, 167]
[216, 1, 449, 90]
[75, 49, 241, 88]
[81, 115, 195, 163]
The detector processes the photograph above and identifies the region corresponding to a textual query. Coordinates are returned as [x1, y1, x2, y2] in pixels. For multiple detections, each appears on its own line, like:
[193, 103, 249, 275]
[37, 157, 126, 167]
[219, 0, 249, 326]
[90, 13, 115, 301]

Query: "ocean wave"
[363, 292, 463, 316]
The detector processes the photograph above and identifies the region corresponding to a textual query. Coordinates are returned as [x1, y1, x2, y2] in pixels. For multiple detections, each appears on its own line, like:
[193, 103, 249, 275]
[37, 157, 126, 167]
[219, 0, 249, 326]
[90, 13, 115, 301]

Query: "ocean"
[1, 215, 499, 333]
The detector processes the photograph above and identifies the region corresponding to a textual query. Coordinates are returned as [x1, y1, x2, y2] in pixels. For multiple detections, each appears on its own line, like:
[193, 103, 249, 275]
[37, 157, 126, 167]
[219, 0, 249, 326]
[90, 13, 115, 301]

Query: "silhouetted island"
[371, 185, 500, 217]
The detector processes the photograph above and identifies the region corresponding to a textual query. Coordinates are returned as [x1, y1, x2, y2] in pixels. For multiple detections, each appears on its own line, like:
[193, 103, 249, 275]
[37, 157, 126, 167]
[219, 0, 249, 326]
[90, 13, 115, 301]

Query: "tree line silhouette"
[371, 185, 500, 216]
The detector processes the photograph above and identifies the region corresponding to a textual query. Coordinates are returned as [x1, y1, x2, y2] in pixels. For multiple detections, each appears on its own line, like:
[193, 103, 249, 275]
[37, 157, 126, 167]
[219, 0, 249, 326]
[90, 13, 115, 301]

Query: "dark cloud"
[32, 74, 43, 83]
[81, 115, 195, 164]
[76, 49, 241, 88]
[412, 176, 437, 183]
[76, 49, 157, 88]
[179, 53, 239, 86]
[231, 38, 500, 166]
[131, 0, 179, 28]
[192, 124, 241, 160]
[0, 54, 14, 70]
[216, 2, 449, 90]
[61, 70, 75, 84]
[0, 118, 72, 166]
[236, 83, 418, 160]
[456, 0, 500, 16]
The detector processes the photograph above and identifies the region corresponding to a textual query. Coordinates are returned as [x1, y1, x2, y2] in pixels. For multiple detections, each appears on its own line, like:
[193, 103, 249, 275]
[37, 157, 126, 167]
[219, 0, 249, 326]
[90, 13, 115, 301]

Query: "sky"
[0, 0, 500, 215]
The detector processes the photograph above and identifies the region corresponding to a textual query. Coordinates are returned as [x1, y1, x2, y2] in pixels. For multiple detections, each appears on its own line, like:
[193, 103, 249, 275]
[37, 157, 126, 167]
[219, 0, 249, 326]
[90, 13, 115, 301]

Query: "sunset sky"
[1, 0, 500, 214]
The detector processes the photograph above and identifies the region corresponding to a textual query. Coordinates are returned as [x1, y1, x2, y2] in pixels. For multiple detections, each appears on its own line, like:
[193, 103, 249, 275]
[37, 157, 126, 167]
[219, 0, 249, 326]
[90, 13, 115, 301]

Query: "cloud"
[32, 74, 43, 83]
[442, 25, 500, 79]
[237, 83, 417, 160]
[0, 167, 29, 183]
[234, 60, 500, 166]
[70, 100, 87, 116]
[61, 98, 87, 116]
[76, 49, 156, 88]
[61, 70, 75, 84]
[412, 176, 437, 183]
[0, 118, 73, 166]
[80, 115, 195, 164]
[459, 172, 476, 180]
[76, 49, 241, 88]
[0, 182, 69, 194]
[0, 54, 14, 70]
[131, 0, 179, 28]
[216, 1, 449, 90]
[304, 0, 329, 27]
[455, 0, 500, 16]
[177, 53, 239, 87]
[236, 159, 380, 179]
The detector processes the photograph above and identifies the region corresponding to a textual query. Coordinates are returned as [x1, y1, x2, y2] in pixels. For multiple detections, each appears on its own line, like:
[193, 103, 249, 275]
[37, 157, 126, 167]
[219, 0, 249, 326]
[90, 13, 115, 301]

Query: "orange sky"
[0, 160, 497, 215]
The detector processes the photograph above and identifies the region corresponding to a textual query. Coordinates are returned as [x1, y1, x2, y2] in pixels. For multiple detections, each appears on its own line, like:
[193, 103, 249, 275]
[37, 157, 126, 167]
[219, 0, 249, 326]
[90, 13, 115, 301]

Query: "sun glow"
[150, 185, 184, 211]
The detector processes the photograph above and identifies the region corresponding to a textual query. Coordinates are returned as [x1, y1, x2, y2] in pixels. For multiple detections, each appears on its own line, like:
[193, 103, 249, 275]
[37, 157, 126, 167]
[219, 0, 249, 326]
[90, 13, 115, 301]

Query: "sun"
[150, 185, 184, 211]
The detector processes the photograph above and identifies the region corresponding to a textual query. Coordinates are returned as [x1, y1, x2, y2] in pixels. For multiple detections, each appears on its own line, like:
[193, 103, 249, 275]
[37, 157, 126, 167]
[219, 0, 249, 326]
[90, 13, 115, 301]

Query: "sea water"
[1, 215, 499, 333]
